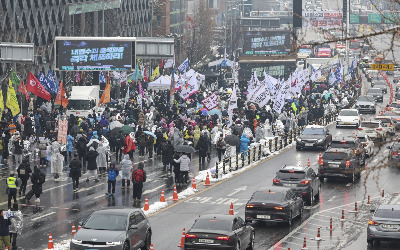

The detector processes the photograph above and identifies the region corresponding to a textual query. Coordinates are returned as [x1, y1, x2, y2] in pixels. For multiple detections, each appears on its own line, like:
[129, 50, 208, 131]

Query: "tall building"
[152, 0, 187, 36]
[0, 0, 152, 77]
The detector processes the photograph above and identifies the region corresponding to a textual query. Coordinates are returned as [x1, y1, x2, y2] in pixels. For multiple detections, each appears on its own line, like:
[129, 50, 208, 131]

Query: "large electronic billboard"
[243, 31, 291, 56]
[239, 61, 296, 80]
[55, 38, 134, 71]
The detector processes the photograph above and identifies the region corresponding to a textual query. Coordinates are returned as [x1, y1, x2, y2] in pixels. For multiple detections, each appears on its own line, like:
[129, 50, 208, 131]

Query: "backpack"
[37, 172, 45, 184]
[108, 169, 117, 181]
[91, 140, 99, 150]
[133, 169, 144, 183]
[217, 139, 225, 148]
[116, 135, 124, 147]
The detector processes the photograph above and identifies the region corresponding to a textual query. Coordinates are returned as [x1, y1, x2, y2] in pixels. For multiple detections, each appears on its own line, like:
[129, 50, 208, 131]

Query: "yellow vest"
[7, 177, 16, 189]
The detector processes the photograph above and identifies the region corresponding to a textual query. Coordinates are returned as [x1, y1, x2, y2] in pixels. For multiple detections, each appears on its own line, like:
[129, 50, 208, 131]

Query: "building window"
[157, 16, 161, 27]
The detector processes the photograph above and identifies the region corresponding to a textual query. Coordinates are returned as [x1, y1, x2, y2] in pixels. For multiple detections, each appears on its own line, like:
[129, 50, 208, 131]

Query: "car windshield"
[302, 128, 324, 135]
[390, 103, 400, 108]
[358, 96, 374, 102]
[277, 171, 306, 180]
[375, 118, 391, 123]
[83, 214, 127, 231]
[373, 82, 386, 86]
[374, 209, 400, 219]
[192, 219, 231, 231]
[67, 100, 91, 110]
[340, 110, 358, 116]
[252, 191, 285, 202]
[367, 89, 382, 94]
[361, 122, 379, 128]
[330, 141, 355, 148]
[323, 152, 348, 160]
[358, 137, 366, 142]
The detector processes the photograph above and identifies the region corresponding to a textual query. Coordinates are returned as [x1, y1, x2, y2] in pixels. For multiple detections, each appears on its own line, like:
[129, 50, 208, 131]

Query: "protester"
[106, 162, 119, 196]
[86, 147, 99, 183]
[0, 210, 12, 249]
[174, 153, 191, 185]
[9, 202, 22, 250]
[132, 162, 146, 202]
[38, 138, 47, 167]
[6, 172, 18, 209]
[17, 158, 31, 197]
[216, 134, 226, 162]
[120, 155, 133, 189]
[172, 153, 181, 184]
[69, 153, 82, 192]
[115, 131, 125, 162]
[123, 133, 136, 160]
[25, 166, 45, 203]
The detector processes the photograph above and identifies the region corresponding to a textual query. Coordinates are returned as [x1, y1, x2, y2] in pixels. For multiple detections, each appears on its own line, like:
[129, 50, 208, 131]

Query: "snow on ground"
[142, 201, 169, 216]
[45, 240, 70, 250]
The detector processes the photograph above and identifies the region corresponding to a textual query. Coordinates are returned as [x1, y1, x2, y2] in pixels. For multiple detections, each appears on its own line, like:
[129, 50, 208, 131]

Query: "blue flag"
[53, 71, 59, 93]
[99, 71, 106, 83]
[178, 58, 189, 72]
[46, 70, 58, 95]
[38, 72, 56, 95]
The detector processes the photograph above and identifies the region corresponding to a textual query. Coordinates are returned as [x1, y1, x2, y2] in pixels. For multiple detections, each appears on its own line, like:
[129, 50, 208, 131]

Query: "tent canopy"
[208, 58, 233, 68]
[200, 69, 219, 78]
[148, 75, 171, 90]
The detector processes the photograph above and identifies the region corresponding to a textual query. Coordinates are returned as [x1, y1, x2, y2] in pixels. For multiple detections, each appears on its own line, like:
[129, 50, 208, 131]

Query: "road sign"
[0, 43, 35, 63]
[368, 13, 381, 23]
[371, 64, 394, 71]
[350, 14, 359, 24]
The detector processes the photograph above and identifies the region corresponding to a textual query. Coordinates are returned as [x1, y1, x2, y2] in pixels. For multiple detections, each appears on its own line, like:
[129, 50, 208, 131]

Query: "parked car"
[329, 136, 366, 166]
[70, 208, 152, 250]
[374, 116, 395, 136]
[336, 109, 361, 128]
[367, 204, 400, 245]
[355, 96, 376, 114]
[356, 133, 374, 157]
[367, 88, 384, 102]
[319, 148, 362, 182]
[387, 142, 400, 167]
[380, 112, 400, 130]
[245, 186, 304, 226]
[272, 165, 320, 205]
[184, 214, 255, 250]
[358, 120, 385, 142]
[296, 125, 332, 151]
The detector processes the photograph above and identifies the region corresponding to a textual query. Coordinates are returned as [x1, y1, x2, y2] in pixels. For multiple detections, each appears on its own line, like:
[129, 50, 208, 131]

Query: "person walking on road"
[96, 142, 108, 176]
[120, 155, 132, 189]
[115, 131, 125, 162]
[69, 154, 82, 192]
[13, 133, 23, 168]
[123, 134, 136, 160]
[216, 134, 226, 162]
[172, 153, 181, 185]
[162, 141, 174, 172]
[6, 172, 18, 209]
[17, 158, 31, 197]
[76, 136, 87, 173]
[38, 138, 47, 167]
[25, 166, 45, 203]
[9, 202, 22, 250]
[174, 153, 191, 185]
[137, 132, 146, 157]
[146, 135, 153, 159]
[0, 209, 12, 249]
[132, 162, 146, 202]
[106, 162, 119, 196]
[196, 135, 208, 166]
[86, 147, 99, 183]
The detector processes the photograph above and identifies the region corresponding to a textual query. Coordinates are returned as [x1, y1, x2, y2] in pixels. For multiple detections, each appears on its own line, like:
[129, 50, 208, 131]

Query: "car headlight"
[106, 241, 123, 245]
[317, 139, 324, 143]
[71, 239, 82, 244]
[296, 138, 302, 142]
[355, 104, 360, 108]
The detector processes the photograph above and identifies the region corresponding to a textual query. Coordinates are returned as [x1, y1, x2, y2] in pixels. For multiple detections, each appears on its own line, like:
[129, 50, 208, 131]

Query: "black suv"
[367, 88, 384, 102]
[296, 125, 332, 151]
[371, 80, 388, 93]
[319, 148, 362, 182]
[273, 165, 320, 205]
[329, 136, 366, 165]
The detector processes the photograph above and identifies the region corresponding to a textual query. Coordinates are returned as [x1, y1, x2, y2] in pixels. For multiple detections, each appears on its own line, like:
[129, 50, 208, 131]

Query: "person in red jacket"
[123, 134, 136, 160]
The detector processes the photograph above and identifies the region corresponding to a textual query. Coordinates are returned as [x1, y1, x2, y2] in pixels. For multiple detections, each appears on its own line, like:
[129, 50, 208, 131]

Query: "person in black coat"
[17, 157, 31, 197]
[196, 135, 208, 165]
[0, 210, 11, 249]
[76, 136, 87, 172]
[86, 147, 99, 183]
[162, 141, 174, 172]
[25, 166, 45, 202]
[172, 153, 181, 184]
[23, 117, 33, 138]
[13, 134, 23, 167]
[69, 153, 82, 192]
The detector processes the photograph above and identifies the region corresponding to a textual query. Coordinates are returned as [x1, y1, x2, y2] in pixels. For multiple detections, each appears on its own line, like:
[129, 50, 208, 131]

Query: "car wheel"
[296, 146, 301, 151]
[315, 185, 321, 200]
[141, 232, 151, 250]
[123, 241, 130, 250]
[323, 142, 328, 151]
[287, 211, 292, 226]
[367, 239, 373, 245]
[307, 189, 314, 205]
[246, 232, 255, 250]
[235, 241, 240, 250]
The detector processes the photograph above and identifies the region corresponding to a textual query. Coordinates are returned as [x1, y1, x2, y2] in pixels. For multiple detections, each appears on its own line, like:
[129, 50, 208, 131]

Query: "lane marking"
[227, 186, 247, 197]
[142, 184, 166, 195]
[328, 196, 337, 202]
[31, 211, 56, 221]
[390, 194, 400, 205]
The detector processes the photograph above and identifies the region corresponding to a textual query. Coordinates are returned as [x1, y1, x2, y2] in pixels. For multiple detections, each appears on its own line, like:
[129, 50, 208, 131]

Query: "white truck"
[66, 86, 104, 117]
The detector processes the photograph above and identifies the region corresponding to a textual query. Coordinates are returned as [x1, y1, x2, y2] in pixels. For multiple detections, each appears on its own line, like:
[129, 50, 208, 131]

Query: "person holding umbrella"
[174, 153, 191, 185]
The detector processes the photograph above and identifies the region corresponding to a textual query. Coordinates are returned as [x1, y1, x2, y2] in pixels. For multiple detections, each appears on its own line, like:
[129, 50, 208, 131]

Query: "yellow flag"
[98, 82, 111, 106]
[0, 90, 4, 120]
[7, 79, 20, 116]
[151, 66, 160, 81]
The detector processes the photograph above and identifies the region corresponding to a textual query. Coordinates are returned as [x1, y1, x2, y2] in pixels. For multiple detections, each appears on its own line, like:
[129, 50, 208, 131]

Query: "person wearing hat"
[69, 154, 82, 192]
[106, 162, 119, 196]
[6, 172, 18, 209]
[9, 202, 22, 250]
[17, 157, 31, 197]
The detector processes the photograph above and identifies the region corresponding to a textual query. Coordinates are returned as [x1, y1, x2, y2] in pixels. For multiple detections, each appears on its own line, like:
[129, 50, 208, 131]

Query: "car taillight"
[300, 180, 310, 185]
[186, 234, 197, 238]
[354, 149, 358, 154]
[273, 178, 280, 183]
[390, 123, 393, 127]
[358, 127, 363, 130]
[216, 236, 230, 241]
[274, 206, 284, 210]
[320, 158, 324, 165]
[368, 220, 380, 225]
[376, 128, 382, 131]
[246, 204, 254, 208]
[346, 161, 351, 168]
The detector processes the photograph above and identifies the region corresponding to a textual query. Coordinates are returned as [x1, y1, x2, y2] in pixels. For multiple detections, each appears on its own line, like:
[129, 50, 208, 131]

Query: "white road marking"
[94, 195, 105, 199]
[142, 184, 166, 195]
[31, 211, 56, 221]
[390, 194, 400, 205]
[328, 196, 337, 202]
[76, 183, 103, 193]
[227, 186, 247, 196]
[361, 170, 366, 174]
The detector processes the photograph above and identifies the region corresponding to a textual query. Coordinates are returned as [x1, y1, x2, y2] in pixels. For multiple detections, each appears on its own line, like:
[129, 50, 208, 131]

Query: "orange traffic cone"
[78, 225, 82, 231]
[172, 185, 179, 201]
[192, 177, 197, 190]
[318, 152, 322, 165]
[178, 227, 186, 247]
[229, 202, 234, 215]
[48, 233, 54, 249]
[307, 159, 310, 167]
[150, 243, 154, 250]
[72, 223, 76, 236]
[160, 189, 166, 202]
[204, 172, 211, 186]
[144, 196, 150, 211]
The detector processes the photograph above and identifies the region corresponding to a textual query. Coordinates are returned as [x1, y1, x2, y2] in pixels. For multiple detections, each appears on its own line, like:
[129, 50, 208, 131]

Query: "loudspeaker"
[293, 0, 302, 29]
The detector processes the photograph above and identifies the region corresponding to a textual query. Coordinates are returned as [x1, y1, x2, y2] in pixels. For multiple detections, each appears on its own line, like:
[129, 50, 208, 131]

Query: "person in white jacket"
[120, 155, 132, 189]
[174, 153, 191, 185]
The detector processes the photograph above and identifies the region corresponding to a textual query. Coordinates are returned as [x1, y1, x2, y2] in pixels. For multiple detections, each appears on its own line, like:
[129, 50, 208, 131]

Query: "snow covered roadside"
[45, 240, 70, 250]
[142, 201, 169, 216]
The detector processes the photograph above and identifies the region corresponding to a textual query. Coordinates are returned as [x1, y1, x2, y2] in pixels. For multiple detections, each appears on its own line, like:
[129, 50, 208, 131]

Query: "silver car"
[368, 205, 400, 245]
[71, 208, 152, 250]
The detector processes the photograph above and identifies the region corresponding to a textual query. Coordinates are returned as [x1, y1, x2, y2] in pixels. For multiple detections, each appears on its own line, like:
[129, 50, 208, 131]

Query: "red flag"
[160, 59, 164, 68]
[27, 72, 51, 101]
[144, 67, 148, 82]
[55, 81, 68, 108]
[18, 80, 29, 102]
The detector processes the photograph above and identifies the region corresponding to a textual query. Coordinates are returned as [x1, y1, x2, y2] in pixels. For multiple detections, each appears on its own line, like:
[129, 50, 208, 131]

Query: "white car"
[374, 116, 395, 136]
[357, 133, 374, 157]
[358, 121, 385, 142]
[336, 109, 361, 128]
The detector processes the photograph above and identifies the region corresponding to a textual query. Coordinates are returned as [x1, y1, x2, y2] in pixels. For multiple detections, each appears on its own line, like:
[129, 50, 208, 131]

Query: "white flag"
[180, 74, 199, 100]
[164, 59, 175, 69]
[250, 84, 271, 108]
[228, 85, 238, 125]
[272, 91, 286, 114]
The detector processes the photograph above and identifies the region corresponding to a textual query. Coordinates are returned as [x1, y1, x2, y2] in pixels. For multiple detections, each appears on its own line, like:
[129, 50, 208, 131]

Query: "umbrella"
[111, 127, 122, 137]
[208, 109, 222, 116]
[224, 135, 241, 146]
[175, 145, 196, 153]
[121, 125, 134, 135]
[144, 131, 157, 139]
[109, 120, 123, 130]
